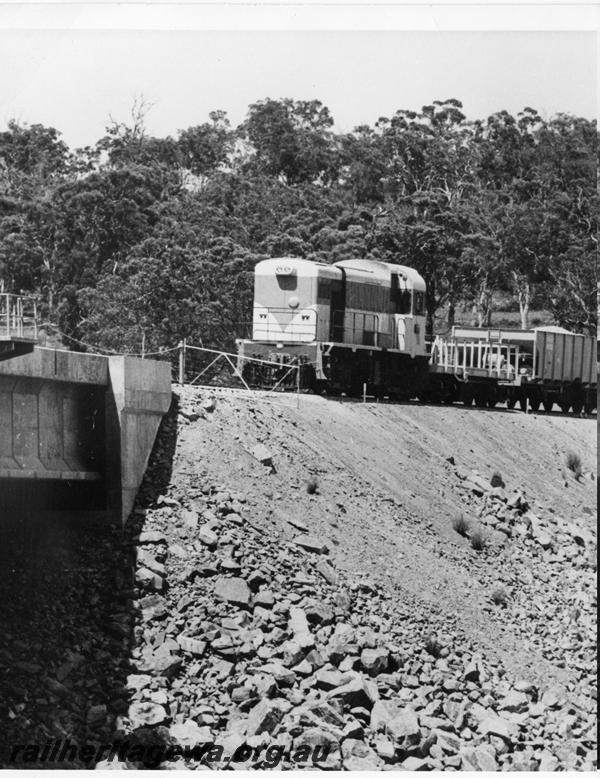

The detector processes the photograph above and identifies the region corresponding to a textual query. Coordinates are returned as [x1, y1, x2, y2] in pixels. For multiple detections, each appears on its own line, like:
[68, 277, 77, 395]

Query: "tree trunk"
[474, 280, 492, 328]
[447, 300, 455, 331]
[512, 272, 531, 330]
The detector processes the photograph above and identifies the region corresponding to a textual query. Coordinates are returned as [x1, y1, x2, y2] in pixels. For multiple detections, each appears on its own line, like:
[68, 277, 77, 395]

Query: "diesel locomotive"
[237, 257, 597, 414]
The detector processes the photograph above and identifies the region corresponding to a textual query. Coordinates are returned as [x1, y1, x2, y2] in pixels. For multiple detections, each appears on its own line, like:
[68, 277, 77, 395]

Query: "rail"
[0, 293, 38, 341]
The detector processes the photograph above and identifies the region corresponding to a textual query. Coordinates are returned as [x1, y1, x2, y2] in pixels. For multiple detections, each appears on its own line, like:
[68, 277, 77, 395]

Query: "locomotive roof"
[334, 259, 426, 291]
[255, 257, 338, 276]
[255, 257, 426, 290]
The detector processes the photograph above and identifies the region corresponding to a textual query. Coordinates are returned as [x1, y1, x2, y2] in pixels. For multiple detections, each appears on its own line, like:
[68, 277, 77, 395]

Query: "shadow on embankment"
[0, 394, 179, 769]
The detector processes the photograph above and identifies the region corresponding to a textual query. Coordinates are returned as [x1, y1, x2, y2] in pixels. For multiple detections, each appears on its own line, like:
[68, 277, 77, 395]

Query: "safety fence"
[176, 340, 307, 395]
[0, 293, 38, 341]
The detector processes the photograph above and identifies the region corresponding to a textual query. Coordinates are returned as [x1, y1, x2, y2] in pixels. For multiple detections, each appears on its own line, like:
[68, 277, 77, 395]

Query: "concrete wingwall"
[106, 356, 172, 521]
[0, 347, 172, 522]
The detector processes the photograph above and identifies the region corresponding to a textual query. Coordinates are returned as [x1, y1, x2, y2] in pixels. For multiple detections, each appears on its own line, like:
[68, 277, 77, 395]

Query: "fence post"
[178, 339, 186, 385]
[363, 382, 367, 403]
[296, 363, 300, 409]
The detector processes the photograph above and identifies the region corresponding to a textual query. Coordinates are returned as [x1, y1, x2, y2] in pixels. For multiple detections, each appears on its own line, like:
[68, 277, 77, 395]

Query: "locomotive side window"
[413, 291, 425, 315]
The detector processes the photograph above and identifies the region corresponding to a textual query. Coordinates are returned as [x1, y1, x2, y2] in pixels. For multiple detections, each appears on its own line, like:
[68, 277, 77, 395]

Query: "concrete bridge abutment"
[0, 347, 172, 522]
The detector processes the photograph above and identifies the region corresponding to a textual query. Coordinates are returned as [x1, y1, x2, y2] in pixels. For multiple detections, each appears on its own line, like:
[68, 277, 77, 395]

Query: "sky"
[0, 24, 596, 149]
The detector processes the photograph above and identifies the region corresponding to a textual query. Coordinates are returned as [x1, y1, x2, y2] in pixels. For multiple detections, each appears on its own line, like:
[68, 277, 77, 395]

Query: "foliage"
[452, 514, 469, 536]
[565, 451, 583, 479]
[470, 528, 486, 551]
[0, 97, 596, 354]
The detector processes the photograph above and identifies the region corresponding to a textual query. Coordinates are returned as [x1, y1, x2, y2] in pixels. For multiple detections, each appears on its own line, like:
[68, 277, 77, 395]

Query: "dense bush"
[0, 100, 596, 353]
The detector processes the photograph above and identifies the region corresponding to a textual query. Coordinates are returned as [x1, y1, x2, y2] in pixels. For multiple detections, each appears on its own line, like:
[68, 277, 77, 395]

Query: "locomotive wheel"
[543, 399, 553, 413]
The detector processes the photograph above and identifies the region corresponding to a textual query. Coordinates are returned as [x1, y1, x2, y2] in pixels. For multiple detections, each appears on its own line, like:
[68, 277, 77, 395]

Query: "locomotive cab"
[252, 257, 339, 343]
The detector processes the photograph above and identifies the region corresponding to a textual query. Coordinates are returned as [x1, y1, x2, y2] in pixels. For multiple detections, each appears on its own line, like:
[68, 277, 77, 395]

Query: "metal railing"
[430, 336, 520, 381]
[0, 293, 38, 341]
[332, 311, 385, 347]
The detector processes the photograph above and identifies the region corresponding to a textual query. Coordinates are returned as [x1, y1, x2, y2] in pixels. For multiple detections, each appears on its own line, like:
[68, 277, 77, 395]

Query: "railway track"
[180, 379, 597, 417]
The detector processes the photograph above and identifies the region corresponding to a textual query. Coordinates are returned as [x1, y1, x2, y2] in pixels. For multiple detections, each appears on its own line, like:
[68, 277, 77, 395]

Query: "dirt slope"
[3, 386, 594, 770]
[172, 389, 596, 690]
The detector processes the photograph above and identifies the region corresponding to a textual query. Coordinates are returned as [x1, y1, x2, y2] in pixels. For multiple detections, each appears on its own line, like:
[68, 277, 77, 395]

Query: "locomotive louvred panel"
[345, 281, 390, 313]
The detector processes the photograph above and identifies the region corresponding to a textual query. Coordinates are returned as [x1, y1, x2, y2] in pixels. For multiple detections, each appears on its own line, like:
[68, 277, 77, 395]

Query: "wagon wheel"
[571, 401, 583, 415]
[474, 387, 488, 408]
[543, 399, 553, 413]
[529, 399, 540, 413]
[506, 396, 517, 410]
[559, 402, 571, 414]
[461, 385, 475, 407]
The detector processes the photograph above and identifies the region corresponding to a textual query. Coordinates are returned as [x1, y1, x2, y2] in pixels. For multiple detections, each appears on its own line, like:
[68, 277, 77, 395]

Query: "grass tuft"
[452, 514, 469, 536]
[470, 528, 486, 551]
[490, 586, 509, 606]
[424, 634, 442, 658]
[306, 476, 319, 495]
[490, 471, 505, 488]
[565, 452, 583, 480]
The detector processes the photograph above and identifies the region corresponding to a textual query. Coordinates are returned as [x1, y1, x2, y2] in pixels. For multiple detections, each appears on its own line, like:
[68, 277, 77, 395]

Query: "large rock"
[314, 667, 346, 690]
[135, 566, 163, 591]
[139, 644, 182, 678]
[499, 690, 529, 713]
[315, 558, 338, 584]
[294, 535, 329, 554]
[460, 745, 498, 771]
[198, 525, 218, 547]
[169, 719, 212, 747]
[214, 576, 251, 606]
[478, 714, 518, 740]
[246, 699, 289, 736]
[176, 634, 207, 656]
[387, 707, 421, 748]
[371, 699, 402, 731]
[361, 647, 389, 676]
[252, 444, 273, 465]
[292, 728, 341, 769]
[303, 599, 334, 625]
[128, 702, 168, 728]
[341, 738, 384, 770]
[328, 672, 378, 710]
[140, 594, 168, 621]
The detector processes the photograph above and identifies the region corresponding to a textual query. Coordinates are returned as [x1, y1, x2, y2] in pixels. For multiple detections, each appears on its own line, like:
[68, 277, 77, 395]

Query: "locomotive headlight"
[288, 296, 300, 309]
